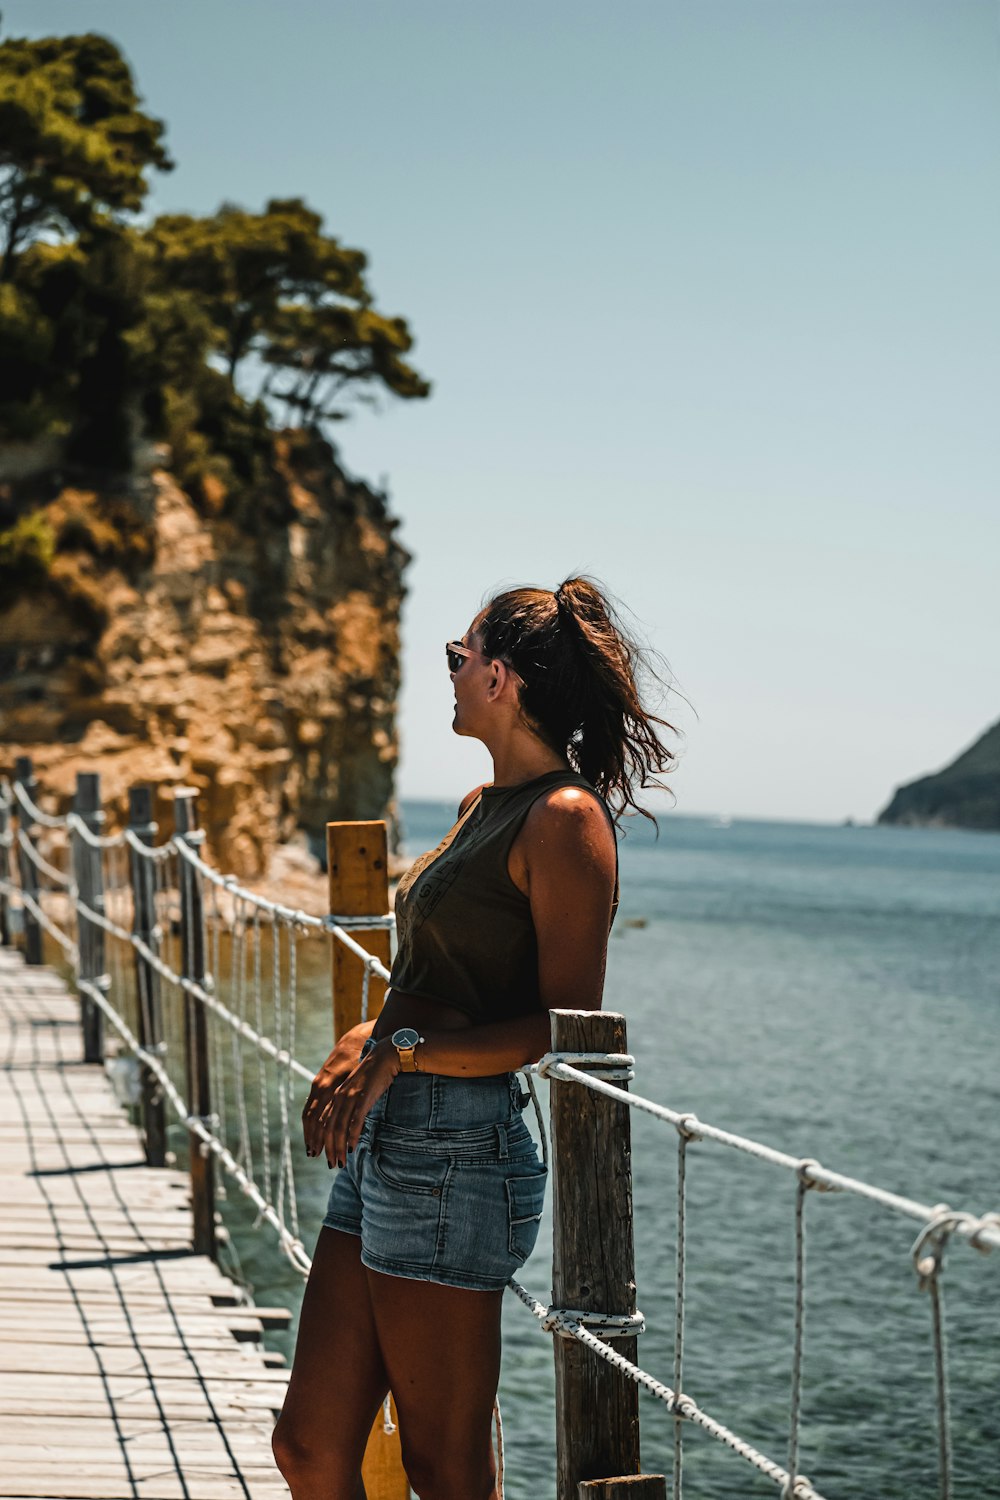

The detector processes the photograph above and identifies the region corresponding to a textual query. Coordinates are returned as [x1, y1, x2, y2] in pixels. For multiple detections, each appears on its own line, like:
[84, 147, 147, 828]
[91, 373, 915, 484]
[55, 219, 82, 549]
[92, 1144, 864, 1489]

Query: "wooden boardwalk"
[0, 946, 291, 1500]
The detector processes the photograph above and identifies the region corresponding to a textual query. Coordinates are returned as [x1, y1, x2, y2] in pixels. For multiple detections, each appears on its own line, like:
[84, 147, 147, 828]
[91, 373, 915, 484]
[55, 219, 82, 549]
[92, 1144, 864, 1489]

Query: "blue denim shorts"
[323, 1040, 547, 1291]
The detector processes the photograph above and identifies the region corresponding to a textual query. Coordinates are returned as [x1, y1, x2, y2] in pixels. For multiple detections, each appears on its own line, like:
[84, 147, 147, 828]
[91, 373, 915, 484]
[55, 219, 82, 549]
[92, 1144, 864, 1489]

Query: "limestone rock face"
[0, 441, 409, 876]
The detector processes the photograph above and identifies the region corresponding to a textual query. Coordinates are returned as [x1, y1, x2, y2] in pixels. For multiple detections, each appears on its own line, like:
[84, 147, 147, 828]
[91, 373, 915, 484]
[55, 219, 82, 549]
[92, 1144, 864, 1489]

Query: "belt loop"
[495, 1122, 509, 1159]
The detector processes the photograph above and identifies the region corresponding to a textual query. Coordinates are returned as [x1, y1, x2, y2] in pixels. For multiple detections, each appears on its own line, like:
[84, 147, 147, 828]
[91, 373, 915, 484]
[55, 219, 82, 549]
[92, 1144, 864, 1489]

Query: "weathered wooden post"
[14, 755, 43, 965]
[550, 1009, 663, 1499]
[326, 818, 407, 1500]
[0, 787, 12, 947]
[326, 821, 391, 1040]
[175, 788, 216, 1259]
[72, 772, 107, 1062]
[578, 1480, 667, 1497]
[128, 784, 167, 1167]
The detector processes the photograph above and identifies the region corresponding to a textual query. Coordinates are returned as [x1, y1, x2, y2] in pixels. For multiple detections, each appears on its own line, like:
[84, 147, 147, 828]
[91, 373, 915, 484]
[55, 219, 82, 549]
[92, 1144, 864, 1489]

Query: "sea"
[222, 804, 1000, 1500]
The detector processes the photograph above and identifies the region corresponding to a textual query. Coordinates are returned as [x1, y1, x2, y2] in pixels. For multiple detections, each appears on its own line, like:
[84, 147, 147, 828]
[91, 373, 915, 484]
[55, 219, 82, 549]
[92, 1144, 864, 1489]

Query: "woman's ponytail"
[477, 576, 678, 827]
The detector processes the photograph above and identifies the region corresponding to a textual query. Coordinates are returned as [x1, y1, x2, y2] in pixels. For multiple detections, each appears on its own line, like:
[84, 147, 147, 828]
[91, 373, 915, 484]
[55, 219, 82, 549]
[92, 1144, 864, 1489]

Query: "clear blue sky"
[11, 1, 999, 822]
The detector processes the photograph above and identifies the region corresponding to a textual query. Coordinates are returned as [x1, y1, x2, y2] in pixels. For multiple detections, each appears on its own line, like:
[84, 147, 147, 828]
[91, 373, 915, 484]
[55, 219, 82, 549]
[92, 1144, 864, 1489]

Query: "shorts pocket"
[506, 1170, 547, 1264]
[370, 1145, 449, 1197]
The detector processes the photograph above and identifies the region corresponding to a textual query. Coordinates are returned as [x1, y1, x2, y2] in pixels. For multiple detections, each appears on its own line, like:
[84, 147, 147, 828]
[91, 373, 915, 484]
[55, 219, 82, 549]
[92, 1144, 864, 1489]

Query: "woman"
[273, 577, 675, 1500]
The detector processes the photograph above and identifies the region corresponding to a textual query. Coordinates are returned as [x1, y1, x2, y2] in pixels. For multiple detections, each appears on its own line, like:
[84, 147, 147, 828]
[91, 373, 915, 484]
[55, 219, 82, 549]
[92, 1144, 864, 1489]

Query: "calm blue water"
[228, 805, 1000, 1500]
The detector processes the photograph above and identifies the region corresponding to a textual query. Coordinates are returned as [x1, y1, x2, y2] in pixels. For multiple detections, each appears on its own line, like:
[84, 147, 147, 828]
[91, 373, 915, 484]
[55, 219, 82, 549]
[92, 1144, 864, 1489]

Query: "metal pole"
[128, 784, 167, 1167]
[72, 772, 106, 1063]
[175, 788, 216, 1259]
[0, 787, 11, 946]
[14, 755, 43, 965]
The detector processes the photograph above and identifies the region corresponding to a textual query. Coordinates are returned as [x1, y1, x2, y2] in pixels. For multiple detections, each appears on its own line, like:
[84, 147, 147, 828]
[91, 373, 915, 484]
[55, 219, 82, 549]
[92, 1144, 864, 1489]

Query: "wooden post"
[72, 772, 107, 1063]
[128, 785, 167, 1167]
[14, 756, 42, 965]
[551, 1009, 642, 1499]
[578, 1480, 667, 1498]
[175, 788, 216, 1260]
[326, 820, 391, 1040]
[0, 788, 11, 946]
[327, 819, 407, 1500]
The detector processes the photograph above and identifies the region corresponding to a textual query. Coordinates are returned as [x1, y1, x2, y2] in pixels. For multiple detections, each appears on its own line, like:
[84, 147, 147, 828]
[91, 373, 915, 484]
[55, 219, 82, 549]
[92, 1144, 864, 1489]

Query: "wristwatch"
[390, 1027, 425, 1073]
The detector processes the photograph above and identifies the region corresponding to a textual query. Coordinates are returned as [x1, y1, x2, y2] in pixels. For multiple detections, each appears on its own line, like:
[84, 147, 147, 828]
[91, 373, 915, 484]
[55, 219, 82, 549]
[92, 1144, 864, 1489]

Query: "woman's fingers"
[312, 1044, 395, 1168]
[302, 1081, 340, 1155]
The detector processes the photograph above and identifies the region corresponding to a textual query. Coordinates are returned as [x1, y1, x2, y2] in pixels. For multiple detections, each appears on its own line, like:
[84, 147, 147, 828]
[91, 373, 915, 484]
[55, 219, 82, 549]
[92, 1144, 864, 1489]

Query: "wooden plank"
[0, 947, 290, 1499]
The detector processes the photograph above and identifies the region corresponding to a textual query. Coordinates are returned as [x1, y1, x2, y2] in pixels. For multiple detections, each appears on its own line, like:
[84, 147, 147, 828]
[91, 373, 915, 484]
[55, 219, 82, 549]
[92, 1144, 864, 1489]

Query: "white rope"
[785, 1166, 815, 1499]
[170, 835, 395, 979]
[15, 884, 79, 961]
[506, 1276, 827, 1500]
[252, 911, 272, 1211]
[66, 810, 128, 850]
[535, 1049, 635, 1082]
[541, 1307, 645, 1338]
[232, 897, 255, 1183]
[528, 1056, 1000, 1253]
[124, 827, 177, 861]
[673, 1118, 697, 1499]
[15, 828, 73, 887]
[909, 1207, 999, 1500]
[12, 780, 69, 829]
[71, 890, 316, 1083]
[76, 975, 312, 1275]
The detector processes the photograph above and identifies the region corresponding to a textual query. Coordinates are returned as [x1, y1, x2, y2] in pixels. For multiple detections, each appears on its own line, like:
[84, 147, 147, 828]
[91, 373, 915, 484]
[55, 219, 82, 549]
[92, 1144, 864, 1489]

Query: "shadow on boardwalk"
[0, 946, 289, 1500]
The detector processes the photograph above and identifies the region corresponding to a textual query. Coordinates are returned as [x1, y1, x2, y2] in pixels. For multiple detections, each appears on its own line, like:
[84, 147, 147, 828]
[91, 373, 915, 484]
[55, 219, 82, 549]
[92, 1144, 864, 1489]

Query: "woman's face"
[450, 621, 489, 739]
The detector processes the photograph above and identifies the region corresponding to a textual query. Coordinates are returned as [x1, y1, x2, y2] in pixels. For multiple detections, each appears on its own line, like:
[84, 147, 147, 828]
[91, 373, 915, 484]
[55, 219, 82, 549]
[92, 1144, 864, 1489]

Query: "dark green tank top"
[389, 769, 619, 1024]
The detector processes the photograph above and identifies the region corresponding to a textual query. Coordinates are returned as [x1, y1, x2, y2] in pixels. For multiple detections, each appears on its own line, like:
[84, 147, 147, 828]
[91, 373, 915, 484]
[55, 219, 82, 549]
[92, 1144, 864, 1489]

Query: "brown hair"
[477, 576, 678, 827]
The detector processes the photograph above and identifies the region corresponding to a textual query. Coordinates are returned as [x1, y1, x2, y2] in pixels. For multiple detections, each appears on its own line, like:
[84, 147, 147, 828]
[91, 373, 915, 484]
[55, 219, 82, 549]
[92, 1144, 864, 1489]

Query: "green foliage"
[144, 198, 430, 431]
[0, 27, 430, 525]
[0, 508, 56, 590]
[0, 31, 172, 277]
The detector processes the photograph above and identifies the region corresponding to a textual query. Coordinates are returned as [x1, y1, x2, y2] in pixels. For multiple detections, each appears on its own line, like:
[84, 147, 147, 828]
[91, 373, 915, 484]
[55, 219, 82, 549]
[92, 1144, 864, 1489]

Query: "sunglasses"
[445, 640, 489, 673]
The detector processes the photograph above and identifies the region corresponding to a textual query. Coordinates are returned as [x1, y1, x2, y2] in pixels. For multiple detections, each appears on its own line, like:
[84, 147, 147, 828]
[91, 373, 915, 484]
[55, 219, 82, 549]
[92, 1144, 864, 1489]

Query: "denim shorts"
[323, 1040, 547, 1291]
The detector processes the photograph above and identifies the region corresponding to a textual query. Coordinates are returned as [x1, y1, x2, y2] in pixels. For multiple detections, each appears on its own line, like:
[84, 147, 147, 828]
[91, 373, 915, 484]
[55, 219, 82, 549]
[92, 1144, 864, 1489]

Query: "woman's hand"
[301, 1022, 374, 1157]
[311, 1039, 400, 1169]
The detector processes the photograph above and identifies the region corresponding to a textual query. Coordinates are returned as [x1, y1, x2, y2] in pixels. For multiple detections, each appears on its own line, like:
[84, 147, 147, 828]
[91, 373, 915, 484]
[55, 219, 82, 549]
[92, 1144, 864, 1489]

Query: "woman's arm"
[314, 789, 619, 1165]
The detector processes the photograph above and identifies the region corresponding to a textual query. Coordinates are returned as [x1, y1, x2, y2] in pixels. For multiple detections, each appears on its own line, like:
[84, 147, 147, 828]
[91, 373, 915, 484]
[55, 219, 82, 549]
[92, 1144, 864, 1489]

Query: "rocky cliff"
[877, 717, 1000, 832]
[0, 436, 408, 875]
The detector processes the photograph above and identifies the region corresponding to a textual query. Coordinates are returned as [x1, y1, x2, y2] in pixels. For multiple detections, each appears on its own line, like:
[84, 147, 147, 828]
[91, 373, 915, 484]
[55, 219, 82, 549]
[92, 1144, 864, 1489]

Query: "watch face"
[391, 1027, 421, 1049]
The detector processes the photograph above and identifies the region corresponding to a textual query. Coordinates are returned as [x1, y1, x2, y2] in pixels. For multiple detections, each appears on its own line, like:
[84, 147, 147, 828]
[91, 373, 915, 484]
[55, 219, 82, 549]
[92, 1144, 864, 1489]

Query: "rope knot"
[541, 1305, 645, 1340]
[796, 1158, 823, 1190]
[534, 1050, 635, 1083]
[675, 1112, 701, 1142]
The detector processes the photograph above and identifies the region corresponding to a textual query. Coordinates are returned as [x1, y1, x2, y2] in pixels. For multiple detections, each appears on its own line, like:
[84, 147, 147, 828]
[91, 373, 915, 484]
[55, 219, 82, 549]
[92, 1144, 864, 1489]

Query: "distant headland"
[877, 718, 1000, 832]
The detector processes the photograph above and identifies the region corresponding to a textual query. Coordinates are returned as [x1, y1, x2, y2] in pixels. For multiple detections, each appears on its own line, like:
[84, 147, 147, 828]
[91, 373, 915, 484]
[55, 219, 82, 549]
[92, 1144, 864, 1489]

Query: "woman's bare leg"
[365, 1266, 504, 1500]
[272, 1228, 391, 1500]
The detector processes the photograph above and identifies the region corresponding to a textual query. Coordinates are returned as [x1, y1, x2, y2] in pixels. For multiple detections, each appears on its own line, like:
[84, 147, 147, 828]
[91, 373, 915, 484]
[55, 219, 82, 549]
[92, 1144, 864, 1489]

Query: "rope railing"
[0, 773, 355, 1284]
[1, 769, 995, 1500]
[518, 1049, 998, 1500]
[528, 1052, 1000, 1254]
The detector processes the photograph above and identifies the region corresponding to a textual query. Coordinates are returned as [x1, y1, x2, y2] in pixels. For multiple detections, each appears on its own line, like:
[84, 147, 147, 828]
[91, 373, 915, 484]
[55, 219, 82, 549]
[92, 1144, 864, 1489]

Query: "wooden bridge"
[0, 943, 289, 1500]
